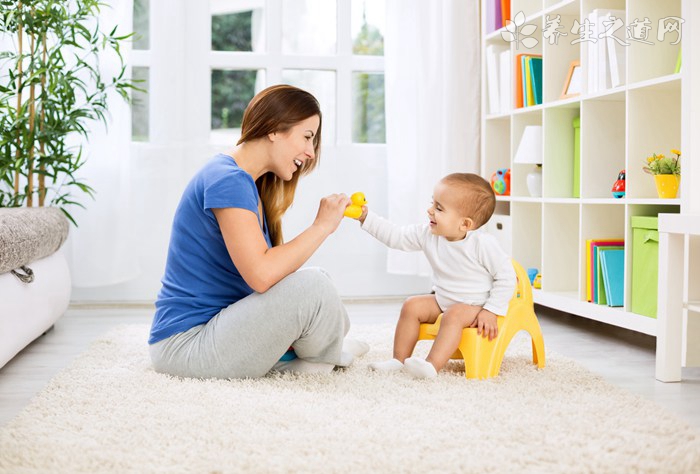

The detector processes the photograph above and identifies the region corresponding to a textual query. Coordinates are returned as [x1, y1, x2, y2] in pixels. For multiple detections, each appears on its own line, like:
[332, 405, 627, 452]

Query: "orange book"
[500, 0, 511, 27]
[514, 53, 526, 108]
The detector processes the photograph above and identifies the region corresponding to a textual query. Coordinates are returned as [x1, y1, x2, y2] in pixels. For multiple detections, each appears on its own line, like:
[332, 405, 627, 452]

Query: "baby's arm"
[477, 234, 517, 316]
[359, 210, 426, 252]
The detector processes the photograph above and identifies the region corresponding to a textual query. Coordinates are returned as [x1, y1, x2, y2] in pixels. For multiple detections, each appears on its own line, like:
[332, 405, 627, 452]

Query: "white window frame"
[130, 0, 385, 150]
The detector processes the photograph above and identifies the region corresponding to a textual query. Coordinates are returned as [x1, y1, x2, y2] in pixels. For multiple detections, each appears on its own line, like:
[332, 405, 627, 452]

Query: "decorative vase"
[654, 174, 680, 198]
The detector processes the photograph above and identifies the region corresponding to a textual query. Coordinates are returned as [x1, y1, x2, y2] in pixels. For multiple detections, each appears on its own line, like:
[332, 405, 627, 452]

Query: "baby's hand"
[470, 309, 498, 340]
[358, 206, 368, 224]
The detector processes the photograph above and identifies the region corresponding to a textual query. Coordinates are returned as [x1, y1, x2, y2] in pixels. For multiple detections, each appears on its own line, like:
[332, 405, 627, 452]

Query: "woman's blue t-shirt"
[149, 154, 271, 344]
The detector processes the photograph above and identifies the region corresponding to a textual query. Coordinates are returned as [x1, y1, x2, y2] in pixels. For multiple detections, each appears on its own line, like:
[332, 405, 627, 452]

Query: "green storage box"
[573, 117, 580, 198]
[631, 216, 659, 318]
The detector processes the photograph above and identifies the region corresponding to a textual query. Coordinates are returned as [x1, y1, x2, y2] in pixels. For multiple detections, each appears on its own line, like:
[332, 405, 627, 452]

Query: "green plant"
[643, 149, 681, 176]
[0, 0, 138, 224]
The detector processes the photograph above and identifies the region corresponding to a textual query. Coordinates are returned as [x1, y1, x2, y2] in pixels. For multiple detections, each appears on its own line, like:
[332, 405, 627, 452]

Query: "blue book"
[599, 249, 624, 307]
[529, 57, 543, 105]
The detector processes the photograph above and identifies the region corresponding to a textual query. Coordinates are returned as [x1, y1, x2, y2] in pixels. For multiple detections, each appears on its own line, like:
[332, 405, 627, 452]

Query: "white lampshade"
[514, 125, 543, 197]
[514, 126, 543, 164]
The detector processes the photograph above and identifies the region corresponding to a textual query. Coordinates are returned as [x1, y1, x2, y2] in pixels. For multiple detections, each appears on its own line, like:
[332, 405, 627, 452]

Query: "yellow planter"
[654, 174, 680, 199]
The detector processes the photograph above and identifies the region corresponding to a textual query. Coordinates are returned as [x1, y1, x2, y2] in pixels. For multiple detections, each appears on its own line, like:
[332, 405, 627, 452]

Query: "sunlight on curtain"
[65, 0, 140, 287]
[384, 0, 480, 275]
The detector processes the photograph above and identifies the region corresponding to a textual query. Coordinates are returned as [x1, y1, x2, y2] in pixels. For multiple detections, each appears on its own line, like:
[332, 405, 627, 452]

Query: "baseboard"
[69, 296, 408, 310]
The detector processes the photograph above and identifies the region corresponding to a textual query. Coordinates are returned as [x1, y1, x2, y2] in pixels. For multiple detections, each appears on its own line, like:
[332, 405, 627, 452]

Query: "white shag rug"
[1, 324, 700, 474]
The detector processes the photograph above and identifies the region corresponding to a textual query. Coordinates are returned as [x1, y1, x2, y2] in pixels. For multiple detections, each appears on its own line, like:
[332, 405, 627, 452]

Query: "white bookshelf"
[480, 0, 687, 336]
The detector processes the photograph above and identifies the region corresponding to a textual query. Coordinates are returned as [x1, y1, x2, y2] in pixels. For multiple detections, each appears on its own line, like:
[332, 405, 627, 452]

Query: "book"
[586, 239, 624, 302]
[525, 57, 535, 106]
[530, 57, 543, 105]
[521, 55, 529, 107]
[599, 249, 625, 307]
[587, 10, 599, 93]
[604, 10, 626, 88]
[514, 53, 526, 108]
[499, 49, 512, 113]
[486, 45, 500, 114]
[595, 245, 624, 304]
[500, 0, 510, 27]
[596, 10, 610, 91]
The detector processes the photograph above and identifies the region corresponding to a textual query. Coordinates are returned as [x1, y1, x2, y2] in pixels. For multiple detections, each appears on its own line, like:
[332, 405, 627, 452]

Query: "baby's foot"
[404, 357, 437, 379]
[368, 358, 403, 372]
[343, 338, 370, 358]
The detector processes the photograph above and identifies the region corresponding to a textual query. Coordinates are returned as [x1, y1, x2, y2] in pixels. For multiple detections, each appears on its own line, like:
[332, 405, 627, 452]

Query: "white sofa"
[0, 208, 71, 369]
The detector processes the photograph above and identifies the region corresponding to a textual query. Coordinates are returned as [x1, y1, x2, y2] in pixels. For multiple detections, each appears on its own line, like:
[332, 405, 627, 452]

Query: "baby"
[356, 173, 516, 378]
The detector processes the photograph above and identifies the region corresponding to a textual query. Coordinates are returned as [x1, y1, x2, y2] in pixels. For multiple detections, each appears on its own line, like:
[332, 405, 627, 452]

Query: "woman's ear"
[268, 131, 278, 142]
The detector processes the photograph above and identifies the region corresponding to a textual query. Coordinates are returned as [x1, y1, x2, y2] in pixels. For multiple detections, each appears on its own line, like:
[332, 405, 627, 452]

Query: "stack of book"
[515, 54, 542, 108]
[585, 239, 624, 306]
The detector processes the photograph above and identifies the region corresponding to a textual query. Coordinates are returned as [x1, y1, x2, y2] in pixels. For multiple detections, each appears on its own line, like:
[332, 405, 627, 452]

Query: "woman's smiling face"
[269, 115, 320, 181]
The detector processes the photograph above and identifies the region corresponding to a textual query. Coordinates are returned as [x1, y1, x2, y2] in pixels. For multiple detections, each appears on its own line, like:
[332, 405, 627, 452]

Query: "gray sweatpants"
[149, 267, 350, 379]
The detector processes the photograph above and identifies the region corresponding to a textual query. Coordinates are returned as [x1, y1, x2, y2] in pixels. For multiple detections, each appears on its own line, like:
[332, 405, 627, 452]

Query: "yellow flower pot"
[654, 174, 680, 199]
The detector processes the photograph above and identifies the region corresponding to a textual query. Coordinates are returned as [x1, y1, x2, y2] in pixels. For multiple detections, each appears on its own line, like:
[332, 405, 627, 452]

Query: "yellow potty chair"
[417, 260, 545, 380]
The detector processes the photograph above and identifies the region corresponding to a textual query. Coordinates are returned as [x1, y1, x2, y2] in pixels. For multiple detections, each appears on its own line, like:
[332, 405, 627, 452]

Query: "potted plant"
[642, 149, 681, 199]
[0, 0, 137, 224]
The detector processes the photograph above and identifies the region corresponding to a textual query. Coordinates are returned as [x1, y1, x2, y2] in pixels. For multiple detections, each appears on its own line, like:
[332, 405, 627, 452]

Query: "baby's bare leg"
[393, 295, 442, 361]
[425, 304, 482, 372]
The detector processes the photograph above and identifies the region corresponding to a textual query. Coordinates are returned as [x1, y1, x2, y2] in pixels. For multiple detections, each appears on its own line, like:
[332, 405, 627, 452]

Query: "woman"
[149, 85, 366, 378]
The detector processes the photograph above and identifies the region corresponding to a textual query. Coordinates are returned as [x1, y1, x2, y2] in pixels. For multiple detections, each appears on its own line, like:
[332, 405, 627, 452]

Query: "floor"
[2, 302, 700, 431]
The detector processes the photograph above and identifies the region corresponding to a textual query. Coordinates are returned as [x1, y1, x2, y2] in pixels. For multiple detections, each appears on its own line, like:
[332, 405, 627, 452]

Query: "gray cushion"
[0, 207, 69, 274]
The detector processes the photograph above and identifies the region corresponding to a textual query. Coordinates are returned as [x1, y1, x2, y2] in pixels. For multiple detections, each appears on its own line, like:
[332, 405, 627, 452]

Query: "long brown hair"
[237, 85, 322, 246]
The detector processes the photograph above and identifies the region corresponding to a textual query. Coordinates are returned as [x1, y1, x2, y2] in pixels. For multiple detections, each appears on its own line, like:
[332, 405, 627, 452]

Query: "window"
[352, 0, 384, 55]
[130, 0, 386, 146]
[131, 67, 149, 142]
[352, 72, 385, 143]
[211, 7, 265, 52]
[282, 0, 337, 55]
[133, 0, 150, 50]
[209, 0, 385, 146]
[131, 0, 150, 142]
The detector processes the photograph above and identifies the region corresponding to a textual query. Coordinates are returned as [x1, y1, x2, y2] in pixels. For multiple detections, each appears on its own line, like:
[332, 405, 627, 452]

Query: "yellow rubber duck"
[343, 192, 367, 219]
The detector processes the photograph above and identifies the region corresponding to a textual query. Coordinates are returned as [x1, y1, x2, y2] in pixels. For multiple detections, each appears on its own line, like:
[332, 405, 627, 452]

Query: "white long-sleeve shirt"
[362, 211, 516, 315]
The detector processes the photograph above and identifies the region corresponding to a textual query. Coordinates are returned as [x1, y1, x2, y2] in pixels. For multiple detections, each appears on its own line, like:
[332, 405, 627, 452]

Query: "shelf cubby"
[511, 201, 542, 271]
[580, 97, 625, 199]
[627, 0, 682, 85]
[485, 118, 512, 172]
[543, 104, 579, 198]
[511, 110, 542, 197]
[543, 203, 580, 292]
[627, 82, 681, 199]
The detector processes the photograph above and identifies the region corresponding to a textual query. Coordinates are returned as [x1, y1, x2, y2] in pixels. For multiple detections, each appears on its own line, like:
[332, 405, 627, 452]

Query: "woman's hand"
[313, 194, 351, 235]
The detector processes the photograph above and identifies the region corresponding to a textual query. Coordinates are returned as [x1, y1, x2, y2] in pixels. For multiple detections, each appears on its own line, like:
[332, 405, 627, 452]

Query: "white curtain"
[65, 0, 140, 288]
[384, 0, 481, 275]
